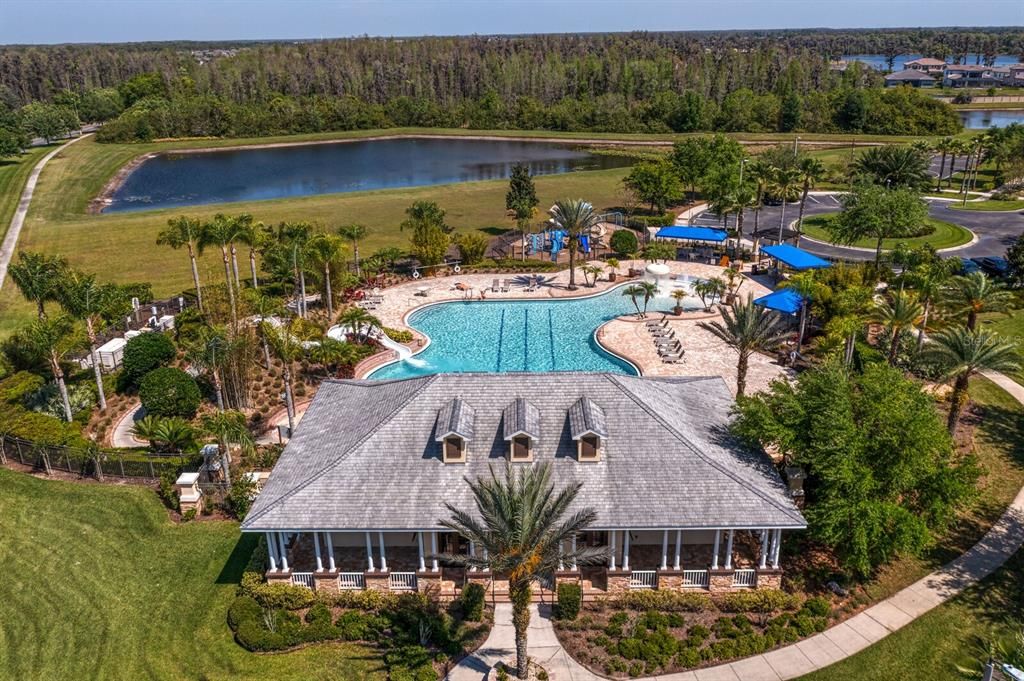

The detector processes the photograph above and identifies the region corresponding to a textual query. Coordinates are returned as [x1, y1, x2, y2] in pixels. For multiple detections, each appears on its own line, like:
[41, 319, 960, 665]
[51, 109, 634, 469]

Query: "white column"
[365, 531, 375, 572]
[417, 532, 426, 572]
[571, 535, 578, 570]
[771, 529, 782, 568]
[431, 532, 439, 572]
[558, 539, 564, 571]
[609, 530, 617, 570]
[265, 532, 278, 571]
[469, 540, 477, 571]
[660, 530, 669, 570]
[314, 531, 324, 572]
[483, 546, 489, 570]
[278, 532, 289, 571]
[673, 530, 682, 570]
[325, 532, 336, 571]
[759, 529, 768, 569]
[724, 530, 735, 569]
[622, 530, 630, 571]
[711, 529, 721, 570]
[378, 531, 388, 571]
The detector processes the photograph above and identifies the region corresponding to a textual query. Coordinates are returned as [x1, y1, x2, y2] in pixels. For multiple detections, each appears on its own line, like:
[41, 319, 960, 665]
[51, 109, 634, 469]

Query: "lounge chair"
[658, 342, 682, 355]
[645, 316, 668, 328]
[501, 279, 511, 293]
[492, 279, 500, 293]
[650, 327, 675, 338]
[655, 337, 678, 349]
[662, 350, 685, 363]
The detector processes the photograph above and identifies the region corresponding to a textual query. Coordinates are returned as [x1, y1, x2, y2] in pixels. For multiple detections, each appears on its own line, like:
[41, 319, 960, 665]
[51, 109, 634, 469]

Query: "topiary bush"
[122, 332, 176, 387]
[555, 582, 582, 621]
[717, 589, 800, 614]
[139, 367, 201, 418]
[227, 596, 262, 629]
[458, 581, 486, 622]
[615, 590, 712, 612]
[609, 229, 639, 256]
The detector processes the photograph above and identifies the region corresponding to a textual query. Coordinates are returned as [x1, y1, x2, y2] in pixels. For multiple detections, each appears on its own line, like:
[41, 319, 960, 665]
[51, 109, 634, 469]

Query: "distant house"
[1011, 64, 1024, 87]
[943, 64, 999, 88]
[904, 57, 947, 74]
[884, 69, 937, 88]
[241, 373, 806, 597]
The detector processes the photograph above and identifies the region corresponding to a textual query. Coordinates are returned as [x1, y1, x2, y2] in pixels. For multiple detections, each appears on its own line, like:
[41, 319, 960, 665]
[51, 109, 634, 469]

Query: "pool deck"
[356, 260, 792, 394]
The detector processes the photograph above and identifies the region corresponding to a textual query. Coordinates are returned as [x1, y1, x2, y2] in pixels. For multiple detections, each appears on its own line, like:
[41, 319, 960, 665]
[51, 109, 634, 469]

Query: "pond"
[367, 279, 707, 380]
[103, 137, 633, 213]
[958, 109, 1024, 129]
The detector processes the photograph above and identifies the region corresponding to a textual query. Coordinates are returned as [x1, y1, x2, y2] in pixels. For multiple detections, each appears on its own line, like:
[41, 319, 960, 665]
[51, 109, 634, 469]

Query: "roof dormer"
[503, 397, 539, 462]
[569, 397, 607, 462]
[435, 398, 475, 464]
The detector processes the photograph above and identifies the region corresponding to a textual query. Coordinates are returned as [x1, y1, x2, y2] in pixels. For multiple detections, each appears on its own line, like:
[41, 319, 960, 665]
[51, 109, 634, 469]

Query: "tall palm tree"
[186, 325, 230, 411]
[771, 167, 802, 242]
[200, 410, 255, 486]
[24, 315, 78, 422]
[636, 280, 658, 316]
[823, 285, 874, 366]
[934, 136, 955, 191]
[234, 214, 265, 290]
[871, 290, 924, 365]
[549, 199, 600, 291]
[746, 159, 775, 254]
[337, 305, 380, 342]
[277, 222, 314, 318]
[308, 233, 346, 317]
[794, 157, 826, 243]
[8, 251, 67, 319]
[905, 265, 950, 351]
[852, 145, 931, 189]
[699, 294, 789, 397]
[337, 223, 369, 278]
[923, 328, 1020, 434]
[157, 216, 205, 311]
[438, 463, 605, 680]
[307, 337, 358, 377]
[244, 289, 282, 370]
[781, 271, 826, 350]
[58, 270, 127, 412]
[622, 284, 645, 318]
[261, 320, 306, 434]
[200, 214, 245, 323]
[942, 272, 1015, 331]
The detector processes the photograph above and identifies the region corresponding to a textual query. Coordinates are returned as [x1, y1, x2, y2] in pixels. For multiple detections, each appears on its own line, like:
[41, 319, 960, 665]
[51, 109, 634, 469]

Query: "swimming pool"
[368, 279, 705, 379]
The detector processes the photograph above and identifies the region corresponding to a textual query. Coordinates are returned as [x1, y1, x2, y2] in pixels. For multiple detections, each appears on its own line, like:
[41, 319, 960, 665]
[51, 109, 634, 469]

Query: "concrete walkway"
[110, 403, 146, 448]
[0, 133, 91, 290]
[448, 374, 1024, 680]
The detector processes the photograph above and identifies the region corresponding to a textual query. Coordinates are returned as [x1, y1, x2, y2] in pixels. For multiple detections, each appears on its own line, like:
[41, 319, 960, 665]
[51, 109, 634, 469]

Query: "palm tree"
[747, 159, 775, 254]
[58, 270, 127, 412]
[852, 145, 931, 189]
[905, 265, 950, 351]
[871, 290, 924, 365]
[132, 415, 196, 454]
[337, 305, 380, 342]
[261, 320, 306, 434]
[337, 223, 369, 278]
[780, 271, 826, 350]
[699, 294, 789, 397]
[636, 280, 658, 316]
[200, 410, 255, 486]
[438, 463, 605, 680]
[234, 214, 265, 290]
[157, 217, 205, 311]
[692, 278, 726, 312]
[307, 337, 358, 377]
[942, 272, 1015, 331]
[824, 285, 874, 366]
[8, 251, 67, 319]
[934, 136, 955, 191]
[24, 315, 78, 422]
[549, 199, 600, 291]
[771, 167, 802, 242]
[794, 157, 826, 243]
[580, 264, 603, 287]
[622, 284, 644, 318]
[244, 289, 282, 370]
[308, 233, 346, 317]
[278, 222, 314, 318]
[186, 325, 230, 411]
[200, 214, 245, 322]
[923, 328, 1020, 434]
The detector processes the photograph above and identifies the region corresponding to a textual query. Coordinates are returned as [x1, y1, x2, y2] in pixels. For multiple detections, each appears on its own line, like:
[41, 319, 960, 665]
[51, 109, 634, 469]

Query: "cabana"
[760, 244, 831, 271]
[753, 289, 803, 315]
[655, 226, 728, 243]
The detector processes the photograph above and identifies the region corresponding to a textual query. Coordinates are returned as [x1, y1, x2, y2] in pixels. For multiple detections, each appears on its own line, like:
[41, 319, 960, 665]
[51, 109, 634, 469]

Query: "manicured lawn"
[0, 145, 52, 241]
[982, 307, 1024, 384]
[950, 198, 1024, 211]
[800, 214, 973, 251]
[0, 468, 387, 681]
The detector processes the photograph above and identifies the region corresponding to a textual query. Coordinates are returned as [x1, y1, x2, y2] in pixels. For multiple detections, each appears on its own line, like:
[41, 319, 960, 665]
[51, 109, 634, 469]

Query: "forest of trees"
[0, 28, 1019, 146]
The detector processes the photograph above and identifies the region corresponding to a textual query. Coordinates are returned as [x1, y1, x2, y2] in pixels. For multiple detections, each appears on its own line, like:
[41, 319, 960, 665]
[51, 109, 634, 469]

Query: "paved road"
[688, 192, 1024, 262]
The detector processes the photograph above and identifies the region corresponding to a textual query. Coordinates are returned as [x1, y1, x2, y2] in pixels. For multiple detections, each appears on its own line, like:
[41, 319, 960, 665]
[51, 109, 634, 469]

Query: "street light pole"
[793, 136, 801, 155]
[739, 158, 748, 184]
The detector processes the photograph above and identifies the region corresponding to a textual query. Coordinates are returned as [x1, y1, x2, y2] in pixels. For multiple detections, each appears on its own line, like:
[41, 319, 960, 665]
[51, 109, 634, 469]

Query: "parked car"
[974, 256, 1010, 278]
[959, 257, 982, 274]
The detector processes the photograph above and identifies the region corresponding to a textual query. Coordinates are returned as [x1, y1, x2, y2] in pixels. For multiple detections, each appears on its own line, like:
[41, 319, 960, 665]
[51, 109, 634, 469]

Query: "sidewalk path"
[448, 372, 1024, 680]
[110, 403, 145, 448]
[0, 133, 91, 290]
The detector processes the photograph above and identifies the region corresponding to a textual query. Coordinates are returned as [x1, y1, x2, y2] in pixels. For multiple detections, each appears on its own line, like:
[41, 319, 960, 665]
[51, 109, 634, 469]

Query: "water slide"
[326, 324, 413, 361]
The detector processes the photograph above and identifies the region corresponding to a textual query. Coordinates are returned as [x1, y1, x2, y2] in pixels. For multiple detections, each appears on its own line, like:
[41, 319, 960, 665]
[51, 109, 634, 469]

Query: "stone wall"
[313, 571, 340, 593]
[657, 571, 686, 591]
[364, 571, 390, 592]
[708, 569, 735, 592]
[266, 570, 292, 584]
[606, 570, 631, 595]
[756, 569, 783, 590]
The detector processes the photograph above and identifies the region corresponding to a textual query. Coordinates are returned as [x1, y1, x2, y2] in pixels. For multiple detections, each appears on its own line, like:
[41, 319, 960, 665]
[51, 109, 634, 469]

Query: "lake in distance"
[105, 137, 633, 212]
[958, 109, 1024, 130]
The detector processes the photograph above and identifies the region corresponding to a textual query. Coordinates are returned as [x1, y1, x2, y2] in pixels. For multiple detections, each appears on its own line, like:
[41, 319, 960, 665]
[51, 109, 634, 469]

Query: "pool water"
[368, 279, 704, 379]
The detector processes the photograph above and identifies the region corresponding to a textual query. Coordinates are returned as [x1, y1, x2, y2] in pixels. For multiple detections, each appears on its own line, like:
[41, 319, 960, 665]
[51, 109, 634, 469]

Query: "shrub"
[675, 646, 701, 668]
[628, 661, 645, 677]
[139, 367, 201, 418]
[334, 588, 395, 611]
[667, 612, 685, 628]
[336, 610, 386, 641]
[458, 582, 486, 622]
[618, 637, 642, 659]
[616, 590, 712, 612]
[227, 474, 259, 519]
[227, 596, 262, 629]
[685, 624, 710, 646]
[609, 229, 640, 256]
[122, 332, 176, 386]
[304, 602, 332, 625]
[235, 616, 285, 651]
[718, 589, 800, 614]
[604, 622, 624, 639]
[250, 582, 316, 610]
[383, 327, 414, 344]
[0, 371, 44, 404]
[604, 657, 627, 675]
[640, 609, 669, 631]
[555, 582, 582, 621]
[802, 596, 832, 618]
[709, 638, 738, 661]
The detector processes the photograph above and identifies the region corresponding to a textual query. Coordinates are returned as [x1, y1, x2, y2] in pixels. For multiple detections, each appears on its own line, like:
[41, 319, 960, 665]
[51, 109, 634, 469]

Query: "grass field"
[982, 307, 1024, 384]
[800, 214, 973, 251]
[0, 145, 52, 242]
[950, 198, 1024, 212]
[0, 467, 386, 681]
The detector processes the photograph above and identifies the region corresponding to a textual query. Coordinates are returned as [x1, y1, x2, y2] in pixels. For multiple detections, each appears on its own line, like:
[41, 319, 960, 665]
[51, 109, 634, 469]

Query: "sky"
[1, 0, 1022, 45]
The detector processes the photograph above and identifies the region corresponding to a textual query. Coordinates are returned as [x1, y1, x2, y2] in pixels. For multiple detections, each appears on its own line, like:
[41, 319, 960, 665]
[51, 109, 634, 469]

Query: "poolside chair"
[658, 341, 682, 355]
[662, 350, 685, 363]
[654, 333, 677, 345]
[492, 279, 500, 293]
[501, 279, 511, 293]
[645, 315, 669, 329]
[650, 326, 675, 338]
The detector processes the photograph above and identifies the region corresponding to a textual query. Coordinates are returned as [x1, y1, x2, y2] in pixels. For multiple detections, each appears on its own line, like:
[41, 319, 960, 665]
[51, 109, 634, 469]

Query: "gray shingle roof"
[435, 398, 475, 441]
[885, 69, 936, 82]
[502, 397, 540, 440]
[569, 396, 608, 439]
[241, 373, 807, 533]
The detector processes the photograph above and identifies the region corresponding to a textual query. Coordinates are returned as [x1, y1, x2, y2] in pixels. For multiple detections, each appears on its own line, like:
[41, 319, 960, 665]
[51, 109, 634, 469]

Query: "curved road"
[690, 192, 1024, 262]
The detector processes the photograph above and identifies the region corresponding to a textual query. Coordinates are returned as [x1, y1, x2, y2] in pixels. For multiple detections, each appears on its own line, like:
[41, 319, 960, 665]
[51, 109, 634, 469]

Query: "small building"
[943, 64, 999, 88]
[241, 373, 806, 597]
[95, 337, 127, 371]
[884, 69, 937, 88]
[903, 57, 947, 74]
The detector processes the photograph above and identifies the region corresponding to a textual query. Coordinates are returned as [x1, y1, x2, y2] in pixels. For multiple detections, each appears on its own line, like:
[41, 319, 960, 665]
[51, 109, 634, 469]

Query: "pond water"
[368, 279, 707, 380]
[104, 137, 632, 213]
[958, 109, 1024, 129]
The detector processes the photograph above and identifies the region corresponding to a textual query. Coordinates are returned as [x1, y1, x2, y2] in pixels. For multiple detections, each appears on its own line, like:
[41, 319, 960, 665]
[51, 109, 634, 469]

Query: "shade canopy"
[655, 226, 728, 243]
[761, 244, 831, 271]
[754, 289, 804, 315]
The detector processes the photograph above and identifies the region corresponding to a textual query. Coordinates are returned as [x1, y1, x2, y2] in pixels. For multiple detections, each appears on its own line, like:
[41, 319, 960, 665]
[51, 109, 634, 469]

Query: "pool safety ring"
[453, 265, 461, 273]
[412, 270, 421, 279]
